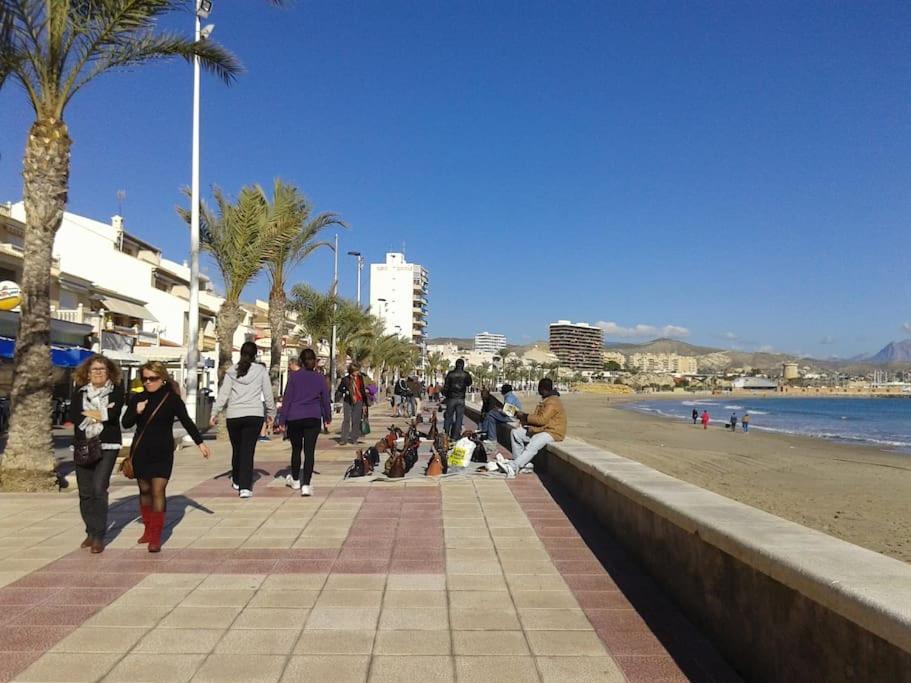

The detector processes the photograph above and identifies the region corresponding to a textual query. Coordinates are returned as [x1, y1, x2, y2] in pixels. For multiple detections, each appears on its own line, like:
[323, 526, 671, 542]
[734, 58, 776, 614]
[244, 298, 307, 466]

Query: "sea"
[626, 396, 911, 453]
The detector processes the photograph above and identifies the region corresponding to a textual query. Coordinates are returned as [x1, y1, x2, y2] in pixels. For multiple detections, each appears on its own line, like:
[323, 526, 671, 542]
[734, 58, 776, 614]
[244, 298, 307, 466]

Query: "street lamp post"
[328, 235, 339, 384]
[186, 0, 214, 423]
[346, 251, 364, 307]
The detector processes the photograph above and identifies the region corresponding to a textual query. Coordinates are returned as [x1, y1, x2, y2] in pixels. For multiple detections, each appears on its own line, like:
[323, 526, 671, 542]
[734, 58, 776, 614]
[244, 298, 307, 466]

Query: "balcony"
[413, 318, 427, 328]
[52, 306, 102, 330]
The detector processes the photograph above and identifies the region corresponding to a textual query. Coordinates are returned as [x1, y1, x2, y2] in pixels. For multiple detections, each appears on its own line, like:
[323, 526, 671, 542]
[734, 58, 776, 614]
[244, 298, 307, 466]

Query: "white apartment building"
[369, 252, 428, 345]
[475, 332, 507, 353]
[4, 203, 298, 389]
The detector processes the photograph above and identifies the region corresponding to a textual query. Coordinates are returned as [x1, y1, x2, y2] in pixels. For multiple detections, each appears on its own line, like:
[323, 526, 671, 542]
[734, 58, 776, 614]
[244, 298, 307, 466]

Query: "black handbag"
[74, 435, 103, 466]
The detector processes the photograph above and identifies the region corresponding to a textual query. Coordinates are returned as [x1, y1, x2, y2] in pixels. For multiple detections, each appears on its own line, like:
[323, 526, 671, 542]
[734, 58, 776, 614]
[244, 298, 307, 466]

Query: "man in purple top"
[277, 349, 332, 496]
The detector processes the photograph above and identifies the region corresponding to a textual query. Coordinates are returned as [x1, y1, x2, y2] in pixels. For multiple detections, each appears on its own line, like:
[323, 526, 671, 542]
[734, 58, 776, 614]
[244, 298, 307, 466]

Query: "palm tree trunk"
[216, 300, 242, 384]
[1, 119, 71, 491]
[267, 287, 284, 399]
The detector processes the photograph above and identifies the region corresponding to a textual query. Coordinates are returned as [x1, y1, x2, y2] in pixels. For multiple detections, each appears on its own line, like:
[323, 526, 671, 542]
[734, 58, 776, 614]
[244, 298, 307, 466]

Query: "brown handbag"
[425, 450, 443, 477]
[386, 452, 406, 478]
[120, 394, 170, 480]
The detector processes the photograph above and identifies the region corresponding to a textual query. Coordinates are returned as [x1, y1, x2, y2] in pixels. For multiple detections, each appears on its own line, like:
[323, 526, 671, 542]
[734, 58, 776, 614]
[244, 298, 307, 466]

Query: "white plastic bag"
[448, 436, 474, 468]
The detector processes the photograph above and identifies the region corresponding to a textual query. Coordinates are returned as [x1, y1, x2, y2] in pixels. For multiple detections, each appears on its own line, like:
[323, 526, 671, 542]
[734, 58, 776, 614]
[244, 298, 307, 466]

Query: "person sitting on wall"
[479, 383, 523, 444]
[494, 378, 565, 479]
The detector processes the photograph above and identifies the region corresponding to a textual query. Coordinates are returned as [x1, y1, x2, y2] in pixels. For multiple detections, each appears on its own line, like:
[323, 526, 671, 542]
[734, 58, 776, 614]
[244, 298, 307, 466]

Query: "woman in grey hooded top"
[210, 341, 276, 498]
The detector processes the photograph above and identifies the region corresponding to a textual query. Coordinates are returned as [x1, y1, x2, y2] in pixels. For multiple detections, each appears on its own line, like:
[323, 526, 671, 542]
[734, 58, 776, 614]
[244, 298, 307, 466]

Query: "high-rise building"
[474, 332, 507, 353]
[369, 252, 428, 345]
[548, 321, 603, 371]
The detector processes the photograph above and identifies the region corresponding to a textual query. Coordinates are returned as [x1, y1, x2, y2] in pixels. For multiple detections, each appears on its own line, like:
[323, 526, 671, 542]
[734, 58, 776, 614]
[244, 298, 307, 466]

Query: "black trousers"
[75, 448, 119, 539]
[227, 416, 264, 491]
[287, 417, 321, 485]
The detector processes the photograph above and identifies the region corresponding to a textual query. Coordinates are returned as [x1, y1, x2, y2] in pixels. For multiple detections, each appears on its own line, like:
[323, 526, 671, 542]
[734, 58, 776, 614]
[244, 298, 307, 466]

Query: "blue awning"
[0, 336, 92, 368]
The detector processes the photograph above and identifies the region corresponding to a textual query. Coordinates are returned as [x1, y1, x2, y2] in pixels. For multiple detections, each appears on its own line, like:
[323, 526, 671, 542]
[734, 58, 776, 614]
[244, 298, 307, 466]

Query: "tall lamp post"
[186, 0, 215, 423]
[346, 251, 364, 307]
[328, 235, 339, 384]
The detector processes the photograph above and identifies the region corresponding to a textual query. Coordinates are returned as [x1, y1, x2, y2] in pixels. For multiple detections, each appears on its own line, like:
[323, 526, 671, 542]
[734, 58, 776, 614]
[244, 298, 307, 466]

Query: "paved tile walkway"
[0, 402, 739, 682]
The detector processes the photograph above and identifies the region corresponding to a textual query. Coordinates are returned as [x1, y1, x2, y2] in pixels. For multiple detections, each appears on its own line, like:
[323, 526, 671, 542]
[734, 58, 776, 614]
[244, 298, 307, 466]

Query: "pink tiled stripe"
[508, 476, 740, 683]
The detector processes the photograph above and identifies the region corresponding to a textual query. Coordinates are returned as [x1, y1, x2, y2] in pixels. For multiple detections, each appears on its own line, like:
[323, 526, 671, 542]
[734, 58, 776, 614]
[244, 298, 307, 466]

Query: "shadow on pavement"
[538, 472, 742, 682]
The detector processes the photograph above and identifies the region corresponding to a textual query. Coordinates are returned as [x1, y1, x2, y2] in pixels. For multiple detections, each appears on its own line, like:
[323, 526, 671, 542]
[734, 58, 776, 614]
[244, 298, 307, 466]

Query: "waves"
[626, 397, 911, 454]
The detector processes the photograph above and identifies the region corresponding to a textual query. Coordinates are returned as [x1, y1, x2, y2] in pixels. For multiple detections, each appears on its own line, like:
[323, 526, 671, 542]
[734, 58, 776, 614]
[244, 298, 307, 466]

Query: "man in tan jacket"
[497, 378, 566, 479]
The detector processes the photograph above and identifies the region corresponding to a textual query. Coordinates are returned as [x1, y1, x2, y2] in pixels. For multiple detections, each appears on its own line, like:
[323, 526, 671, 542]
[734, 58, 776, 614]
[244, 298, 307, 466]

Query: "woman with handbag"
[335, 363, 367, 445]
[69, 354, 126, 554]
[278, 349, 331, 497]
[209, 341, 276, 499]
[122, 361, 210, 552]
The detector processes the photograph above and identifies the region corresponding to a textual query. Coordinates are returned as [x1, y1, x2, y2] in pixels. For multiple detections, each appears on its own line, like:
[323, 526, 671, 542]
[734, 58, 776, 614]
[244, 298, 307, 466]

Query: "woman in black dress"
[70, 354, 125, 554]
[122, 361, 210, 552]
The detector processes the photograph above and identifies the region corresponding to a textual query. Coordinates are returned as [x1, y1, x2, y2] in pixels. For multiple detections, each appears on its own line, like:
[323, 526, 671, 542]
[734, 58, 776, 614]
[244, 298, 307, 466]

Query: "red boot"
[137, 505, 153, 544]
[147, 511, 165, 553]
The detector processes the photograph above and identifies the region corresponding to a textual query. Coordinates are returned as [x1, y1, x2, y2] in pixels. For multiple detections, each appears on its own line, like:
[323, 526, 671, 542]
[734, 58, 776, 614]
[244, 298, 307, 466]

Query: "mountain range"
[852, 339, 911, 365]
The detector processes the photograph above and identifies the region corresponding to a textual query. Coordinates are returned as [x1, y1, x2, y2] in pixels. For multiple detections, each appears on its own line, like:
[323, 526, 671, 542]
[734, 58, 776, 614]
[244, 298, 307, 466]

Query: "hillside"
[868, 340, 911, 365]
[605, 338, 722, 356]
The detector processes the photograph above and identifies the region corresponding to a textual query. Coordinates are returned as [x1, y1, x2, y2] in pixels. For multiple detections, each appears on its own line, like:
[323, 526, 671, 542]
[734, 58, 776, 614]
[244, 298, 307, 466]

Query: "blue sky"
[2, 1, 909, 358]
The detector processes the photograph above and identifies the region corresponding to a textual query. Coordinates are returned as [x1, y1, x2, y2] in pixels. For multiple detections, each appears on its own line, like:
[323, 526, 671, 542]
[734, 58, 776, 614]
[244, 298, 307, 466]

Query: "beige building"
[603, 351, 626, 367]
[548, 320, 603, 371]
[628, 352, 698, 374]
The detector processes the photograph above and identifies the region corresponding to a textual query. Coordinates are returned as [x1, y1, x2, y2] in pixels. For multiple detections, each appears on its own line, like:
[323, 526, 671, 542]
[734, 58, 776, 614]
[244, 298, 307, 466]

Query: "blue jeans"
[480, 410, 509, 442]
[444, 399, 465, 439]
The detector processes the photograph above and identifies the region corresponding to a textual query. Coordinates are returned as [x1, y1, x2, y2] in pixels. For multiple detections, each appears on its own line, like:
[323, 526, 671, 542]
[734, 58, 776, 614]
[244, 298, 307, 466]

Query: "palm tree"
[262, 180, 343, 397]
[426, 351, 444, 384]
[0, 1, 243, 491]
[187, 185, 272, 381]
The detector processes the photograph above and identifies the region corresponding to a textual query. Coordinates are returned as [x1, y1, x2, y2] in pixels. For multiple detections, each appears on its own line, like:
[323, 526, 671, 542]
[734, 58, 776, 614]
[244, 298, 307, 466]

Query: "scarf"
[80, 381, 114, 440]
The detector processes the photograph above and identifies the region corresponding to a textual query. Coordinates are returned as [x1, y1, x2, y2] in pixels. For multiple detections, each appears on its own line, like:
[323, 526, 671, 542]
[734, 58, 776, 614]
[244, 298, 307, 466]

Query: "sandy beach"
[556, 393, 911, 563]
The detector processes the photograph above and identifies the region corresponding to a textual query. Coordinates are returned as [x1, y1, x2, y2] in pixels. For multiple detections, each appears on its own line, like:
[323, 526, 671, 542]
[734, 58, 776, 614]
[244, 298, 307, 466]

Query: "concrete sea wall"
[465, 405, 911, 682]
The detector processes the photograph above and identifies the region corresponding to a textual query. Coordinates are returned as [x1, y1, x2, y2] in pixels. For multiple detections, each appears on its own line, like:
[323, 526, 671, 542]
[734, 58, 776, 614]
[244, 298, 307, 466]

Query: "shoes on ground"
[230, 478, 239, 491]
[495, 453, 509, 466]
[285, 475, 301, 490]
[300, 485, 312, 497]
[504, 463, 517, 479]
[80, 535, 92, 549]
[485, 461, 500, 472]
[90, 538, 104, 554]
[258, 436, 270, 442]
[239, 489, 253, 498]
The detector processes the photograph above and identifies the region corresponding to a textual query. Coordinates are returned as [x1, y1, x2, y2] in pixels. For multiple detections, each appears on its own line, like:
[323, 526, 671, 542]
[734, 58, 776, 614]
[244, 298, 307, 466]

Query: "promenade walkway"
[0, 402, 738, 682]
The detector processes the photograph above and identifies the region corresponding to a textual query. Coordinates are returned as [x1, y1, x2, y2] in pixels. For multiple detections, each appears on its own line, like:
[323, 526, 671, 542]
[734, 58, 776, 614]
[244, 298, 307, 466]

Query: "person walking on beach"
[279, 349, 332, 496]
[701, 410, 710, 429]
[123, 362, 210, 552]
[210, 341, 276, 499]
[730, 413, 737, 432]
[692, 408, 699, 424]
[742, 413, 750, 433]
[70, 354, 126, 554]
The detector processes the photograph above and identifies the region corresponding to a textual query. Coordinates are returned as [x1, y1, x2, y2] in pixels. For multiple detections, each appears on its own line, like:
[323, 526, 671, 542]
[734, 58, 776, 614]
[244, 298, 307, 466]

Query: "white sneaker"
[300, 485, 312, 497]
[239, 489, 253, 498]
[285, 475, 301, 490]
[230, 478, 239, 491]
[504, 463, 517, 480]
[485, 462, 500, 472]
[495, 452, 509, 466]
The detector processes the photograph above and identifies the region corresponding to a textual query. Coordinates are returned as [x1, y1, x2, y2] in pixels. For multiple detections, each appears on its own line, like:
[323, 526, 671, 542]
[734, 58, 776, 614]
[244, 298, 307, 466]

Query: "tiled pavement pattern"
[0, 404, 739, 682]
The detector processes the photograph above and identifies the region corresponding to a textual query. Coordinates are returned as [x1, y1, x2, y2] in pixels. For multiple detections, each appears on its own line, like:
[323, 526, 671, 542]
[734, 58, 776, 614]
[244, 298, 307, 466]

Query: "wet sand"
[557, 393, 911, 563]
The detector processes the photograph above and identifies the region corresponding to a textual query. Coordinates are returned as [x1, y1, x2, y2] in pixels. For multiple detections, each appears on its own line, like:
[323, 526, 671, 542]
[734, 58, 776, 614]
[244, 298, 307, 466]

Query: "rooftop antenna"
[116, 189, 126, 216]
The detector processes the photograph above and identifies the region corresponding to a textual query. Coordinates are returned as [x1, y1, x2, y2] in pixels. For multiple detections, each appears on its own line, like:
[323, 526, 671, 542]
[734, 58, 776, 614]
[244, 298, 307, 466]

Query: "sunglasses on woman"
[141, 375, 161, 384]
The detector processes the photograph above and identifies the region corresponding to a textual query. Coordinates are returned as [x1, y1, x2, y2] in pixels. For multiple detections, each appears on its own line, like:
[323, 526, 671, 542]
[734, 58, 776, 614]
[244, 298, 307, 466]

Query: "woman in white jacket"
[210, 342, 276, 498]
